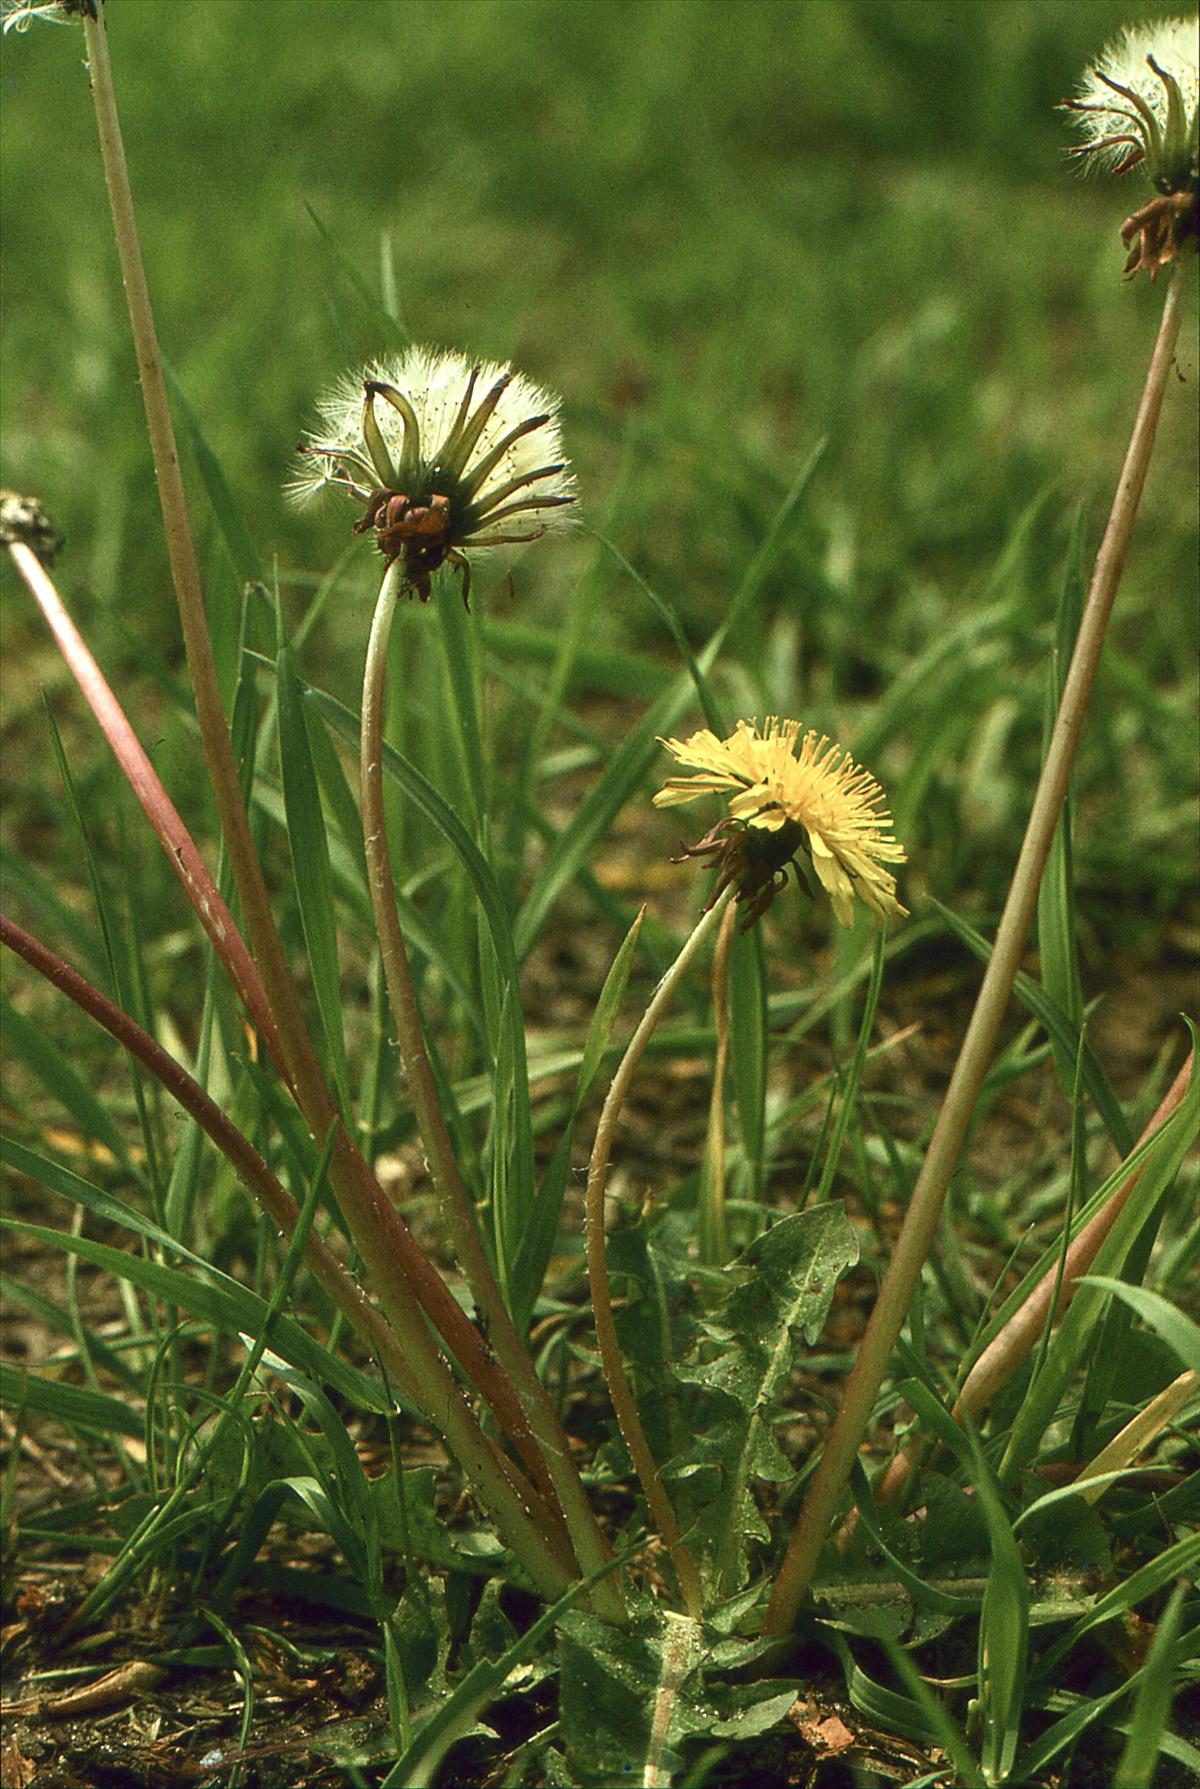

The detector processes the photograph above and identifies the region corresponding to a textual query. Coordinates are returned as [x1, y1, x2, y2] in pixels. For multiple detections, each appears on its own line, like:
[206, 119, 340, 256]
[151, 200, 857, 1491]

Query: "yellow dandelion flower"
[290, 346, 577, 605]
[654, 717, 906, 928]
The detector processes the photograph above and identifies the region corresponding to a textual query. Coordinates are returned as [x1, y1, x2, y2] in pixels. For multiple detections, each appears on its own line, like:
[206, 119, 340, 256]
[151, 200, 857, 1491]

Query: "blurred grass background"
[1, 0, 1196, 974]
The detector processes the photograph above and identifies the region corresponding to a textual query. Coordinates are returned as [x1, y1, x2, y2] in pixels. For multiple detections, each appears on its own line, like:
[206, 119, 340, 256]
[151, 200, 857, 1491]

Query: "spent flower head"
[291, 346, 577, 604]
[1, 0, 89, 29]
[654, 717, 906, 929]
[1064, 16, 1199, 276]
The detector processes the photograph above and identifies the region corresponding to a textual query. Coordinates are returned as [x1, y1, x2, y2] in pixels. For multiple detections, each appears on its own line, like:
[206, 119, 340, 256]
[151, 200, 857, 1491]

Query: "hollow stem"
[764, 259, 1189, 1637]
[361, 563, 624, 1620]
[11, 541, 553, 1499]
[586, 891, 734, 1618]
[699, 897, 737, 1265]
[8, 540, 286, 1076]
[0, 911, 577, 1593]
[82, 6, 305, 1096]
[78, 7, 569, 1528]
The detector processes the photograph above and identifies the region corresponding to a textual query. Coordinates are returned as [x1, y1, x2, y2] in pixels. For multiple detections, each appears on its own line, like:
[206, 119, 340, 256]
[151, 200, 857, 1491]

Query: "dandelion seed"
[1064, 16, 1199, 276]
[291, 346, 577, 605]
[654, 717, 906, 928]
[0, 0, 89, 29]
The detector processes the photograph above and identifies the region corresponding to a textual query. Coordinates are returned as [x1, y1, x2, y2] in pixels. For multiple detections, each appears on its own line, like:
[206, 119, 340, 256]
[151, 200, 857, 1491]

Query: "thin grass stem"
[764, 259, 1189, 1635]
[76, 7, 577, 1521]
[10, 541, 552, 1489]
[586, 892, 735, 1618]
[0, 911, 578, 1597]
[7, 540, 287, 1076]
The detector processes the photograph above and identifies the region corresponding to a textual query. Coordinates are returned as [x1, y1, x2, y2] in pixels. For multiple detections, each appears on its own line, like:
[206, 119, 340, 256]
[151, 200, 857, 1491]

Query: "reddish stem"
[0, 910, 574, 1565]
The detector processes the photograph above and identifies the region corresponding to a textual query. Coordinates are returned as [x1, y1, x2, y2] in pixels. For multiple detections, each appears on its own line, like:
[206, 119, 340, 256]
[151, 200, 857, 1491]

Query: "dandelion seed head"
[290, 345, 576, 603]
[1, 0, 85, 31]
[1067, 16, 1199, 187]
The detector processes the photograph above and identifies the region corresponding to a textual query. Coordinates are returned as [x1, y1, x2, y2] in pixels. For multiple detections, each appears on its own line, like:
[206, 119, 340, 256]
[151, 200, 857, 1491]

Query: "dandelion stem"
[78, 7, 585, 1594]
[13, 512, 560, 1575]
[361, 563, 625, 1621]
[0, 911, 578, 1593]
[7, 540, 286, 1078]
[764, 257, 1189, 1636]
[699, 897, 737, 1265]
[586, 892, 735, 1619]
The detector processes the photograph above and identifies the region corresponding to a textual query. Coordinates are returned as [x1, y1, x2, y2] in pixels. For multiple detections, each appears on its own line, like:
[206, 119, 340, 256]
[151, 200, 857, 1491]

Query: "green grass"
[1, 2, 1197, 1785]
[2, 2, 1196, 933]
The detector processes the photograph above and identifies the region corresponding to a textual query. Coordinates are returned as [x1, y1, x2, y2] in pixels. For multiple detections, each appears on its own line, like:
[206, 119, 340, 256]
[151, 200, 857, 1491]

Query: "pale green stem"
[699, 897, 737, 1265]
[586, 891, 735, 1619]
[80, 9, 576, 1597]
[361, 563, 625, 1621]
[764, 261, 1188, 1635]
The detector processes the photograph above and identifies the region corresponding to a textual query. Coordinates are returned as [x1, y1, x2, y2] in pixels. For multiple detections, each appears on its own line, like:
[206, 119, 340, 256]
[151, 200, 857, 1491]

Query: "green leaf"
[482, 617, 670, 700]
[512, 643, 720, 961]
[0, 1271, 140, 1391]
[1077, 1277, 1200, 1376]
[0, 1140, 386, 1412]
[384, 1559, 624, 1788]
[488, 979, 531, 1297]
[510, 907, 645, 1329]
[590, 529, 726, 732]
[504, 449, 824, 961]
[846, 1462, 979, 1616]
[1001, 1061, 1198, 1480]
[1, 997, 143, 1187]
[559, 1610, 707, 1788]
[436, 582, 487, 830]
[304, 201, 409, 351]
[299, 676, 525, 1055]
[682, 1201, 859, 1589]
[1114, 1582, 1189, 1789]
[814, 931, 885, 1206]
[1035, 1528, 1200, 1687]
[0, 843, 107, 982]
[931, 899, 1132, 1156]
[969, 1432, 1028, 1784]
[1037, 511, 1085, 1095]
[0, 1363, 144, 1438]
[879, 1637, 984, 1786]
[835, 1638, 944, 1748]
[164, 361, 264, 586]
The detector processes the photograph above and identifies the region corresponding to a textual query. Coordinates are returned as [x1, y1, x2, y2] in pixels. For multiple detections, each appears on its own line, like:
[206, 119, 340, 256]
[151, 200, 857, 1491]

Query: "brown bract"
[1120, 186, 1199, 277]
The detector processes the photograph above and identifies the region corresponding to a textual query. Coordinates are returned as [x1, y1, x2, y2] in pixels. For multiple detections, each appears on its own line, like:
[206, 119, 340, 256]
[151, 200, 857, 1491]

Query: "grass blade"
[1037, 509, 1085, 1096]
[1113, 1582, 1188, 1789]
[2, 998, 143, 1188]
[0, 1364, 144, 1439]
[163, 361, 264, 587]
[510, 907, 645, 1327]
[1077, 1277, 1200, 1375]
[931, 898, 1132, 1155]
[513, 641, 720, 960]
[0, 1139, 385, 1412]
[304, 201, 409, 350]
[969, 1431, 1028, 1784]
[276, 640, 352, 1116]
[1001, 1064, 1197, 1481]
